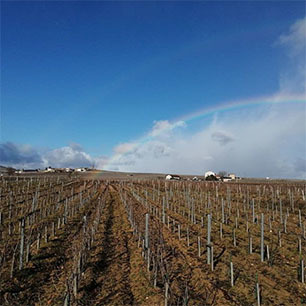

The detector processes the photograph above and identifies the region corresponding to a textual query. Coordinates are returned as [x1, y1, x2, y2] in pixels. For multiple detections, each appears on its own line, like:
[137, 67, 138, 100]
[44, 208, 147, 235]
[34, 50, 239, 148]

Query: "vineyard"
[0, 174, 305, 305]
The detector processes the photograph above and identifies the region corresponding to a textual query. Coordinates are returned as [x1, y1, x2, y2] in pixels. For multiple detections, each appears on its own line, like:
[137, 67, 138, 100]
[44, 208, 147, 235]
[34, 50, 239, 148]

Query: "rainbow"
[99, 93, 305, 172]
[177, 93, 305, 124]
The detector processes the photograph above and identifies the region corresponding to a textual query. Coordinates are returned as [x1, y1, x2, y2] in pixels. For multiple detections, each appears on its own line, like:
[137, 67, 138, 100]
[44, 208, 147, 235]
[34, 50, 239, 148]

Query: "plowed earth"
[1, 175, 306, 305]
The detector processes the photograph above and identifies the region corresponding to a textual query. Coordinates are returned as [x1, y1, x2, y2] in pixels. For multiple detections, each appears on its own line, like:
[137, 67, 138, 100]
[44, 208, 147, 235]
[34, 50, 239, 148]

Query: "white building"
[204, 171, 216, 178]
[45, 167, 55, 173]
[75, 168, 86, 172]
[229, 173, 236, 180]
[222, 177, 232, 182]
[165, 174, 181, 180]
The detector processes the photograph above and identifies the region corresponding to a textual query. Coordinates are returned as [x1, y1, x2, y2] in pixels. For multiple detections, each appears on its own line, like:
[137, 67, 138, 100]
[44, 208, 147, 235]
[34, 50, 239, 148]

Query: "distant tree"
[206, 174, 218, 181]
[7, 167, 15, 176]
[218, 171, 227, 178]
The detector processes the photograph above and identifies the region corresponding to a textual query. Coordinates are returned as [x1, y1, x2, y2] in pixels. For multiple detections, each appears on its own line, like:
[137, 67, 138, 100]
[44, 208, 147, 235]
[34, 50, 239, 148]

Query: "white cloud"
[279, 17, 306, 57]
[211, 131, 235, 146]
[278, 17, 306, 95]
[0, 142, 107, 170]
[0, 142, 43, 169]
[150, 120, 186, 137]
[43, 145, 94, 168]
[113, 142, 137, 155]
[104, 103, 306, 179]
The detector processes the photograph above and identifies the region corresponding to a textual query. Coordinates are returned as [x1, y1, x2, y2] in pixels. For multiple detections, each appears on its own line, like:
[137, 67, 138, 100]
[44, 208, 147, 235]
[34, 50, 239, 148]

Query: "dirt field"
[0, 173, 305, 305]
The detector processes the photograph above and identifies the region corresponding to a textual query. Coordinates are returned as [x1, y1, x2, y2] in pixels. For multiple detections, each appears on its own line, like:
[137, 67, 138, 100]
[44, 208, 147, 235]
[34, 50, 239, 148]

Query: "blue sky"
[1, 1, 306, 178]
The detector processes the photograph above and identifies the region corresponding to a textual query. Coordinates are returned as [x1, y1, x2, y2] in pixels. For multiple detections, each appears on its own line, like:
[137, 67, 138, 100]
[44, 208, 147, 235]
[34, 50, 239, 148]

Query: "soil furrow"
[78, 187, 163, 305]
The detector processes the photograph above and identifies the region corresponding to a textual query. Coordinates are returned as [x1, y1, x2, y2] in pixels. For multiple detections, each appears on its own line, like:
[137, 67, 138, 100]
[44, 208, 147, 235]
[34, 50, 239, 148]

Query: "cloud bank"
[104, 104, 306, 179]
[0, 142, 106, 170]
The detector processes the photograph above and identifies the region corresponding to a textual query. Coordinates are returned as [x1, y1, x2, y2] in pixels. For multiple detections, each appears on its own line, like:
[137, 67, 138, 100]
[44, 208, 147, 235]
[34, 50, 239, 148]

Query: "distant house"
[204, 171, 218, 181]
[75, 168, 87, 172]
[45, 167, 55, 173]
[165, 174, 181, 181]
[229, 173, 236, 180]
[204, 171, 216, 178]
[222, 177, 232, 182]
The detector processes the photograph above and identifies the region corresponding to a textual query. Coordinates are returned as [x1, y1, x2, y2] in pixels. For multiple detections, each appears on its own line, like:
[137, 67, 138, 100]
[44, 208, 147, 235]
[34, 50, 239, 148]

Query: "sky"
[1, 1, 306, 178]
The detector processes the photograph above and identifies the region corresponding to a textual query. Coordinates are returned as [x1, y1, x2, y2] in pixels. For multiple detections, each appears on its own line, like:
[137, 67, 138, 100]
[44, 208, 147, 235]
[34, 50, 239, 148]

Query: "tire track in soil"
[79, 189, 135, 305]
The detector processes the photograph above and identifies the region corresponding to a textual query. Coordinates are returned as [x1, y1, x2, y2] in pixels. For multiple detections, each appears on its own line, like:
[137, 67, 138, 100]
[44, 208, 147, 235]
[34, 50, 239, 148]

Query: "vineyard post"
[256, 274, 260, 306]
[299, 210, 302, 228]
[26, 241, 30, 263]
[280, 199, 283, 224]
[145, 213, 149, 250]
[266, 245, 270, 261]
[19, 218, 25, 270]
[284, 216, 287, 234]
[230, 256, 234, 287]
[162, 197, 166, 224]
[45, 225, 48, 243]
[261, 213, 264, 262]
[298, 238, 302, 255]
[10, 244, 18, 278]
[278, 230, 282, 247]
[249, 232, 252, 254]
[211, 245, 214, 271]
[300, 258, 305, 283]
[164, 281, 169, 306]
[207, 214, 211, 264]
[221, 199, 225, 224]
[73, 273, 78, 297]
[52, 222, 55, 237]
[252, 199, 255, 223]
[37, 232, 41, 250]
[64, 290, 70, 306]
[198, 236, 201, 257]
[187, 227, 190, 247]
[233, 229, 236, 247]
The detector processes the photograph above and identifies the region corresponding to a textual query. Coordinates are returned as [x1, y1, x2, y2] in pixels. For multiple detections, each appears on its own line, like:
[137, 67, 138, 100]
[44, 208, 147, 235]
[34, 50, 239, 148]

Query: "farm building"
[165, 174, 181, 181]
[222, 177, 232, 182]
[204, 171, 216, 178]
[229, 173, 236, 180]
[45, 167, 55, 173]
[204, 171, 218, 181]
[75, 168, 87, 172]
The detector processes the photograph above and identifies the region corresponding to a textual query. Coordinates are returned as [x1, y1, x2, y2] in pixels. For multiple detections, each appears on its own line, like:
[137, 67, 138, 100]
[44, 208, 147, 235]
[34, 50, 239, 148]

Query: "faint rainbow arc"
[97, 93, 305, 174]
